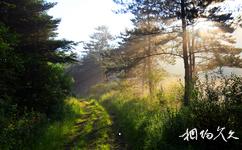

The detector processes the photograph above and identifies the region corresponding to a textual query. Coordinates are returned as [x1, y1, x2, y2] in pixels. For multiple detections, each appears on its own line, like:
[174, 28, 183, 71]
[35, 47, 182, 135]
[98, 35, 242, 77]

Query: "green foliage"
[156, 81, 184, 108]
[99, 85, 165, 150]
[1, 97, 112, 150]
[89, 81, 119, 98]
[33, 98, 113, 150]
[32, 97, 85, 150]
[0, 24, 21, 105]
[193, 74, 242, 104]
[0, 107, 45, 150]
[0, 62, 73, 149]
[0, 0, 75, 115]
[162, 75, 242, 149]
[0, 0, 75, 149]
[83, 25, 113, 70]
[97, 75, 242, 149]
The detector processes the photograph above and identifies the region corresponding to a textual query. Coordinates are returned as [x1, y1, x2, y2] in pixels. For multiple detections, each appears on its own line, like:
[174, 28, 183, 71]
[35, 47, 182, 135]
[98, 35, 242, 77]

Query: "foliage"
[100, 91, 164, 150]
[32, 97, 85, 150]
[0, 97, 113, 150]
[0, 0, 75, 115]
[0, 0, 75, 149]
[33, 97, 113, 150]
[156, 81, 184, 108]
[96, 74, 242, 149]
[82, 25, 114, 71]
[96, 81, 178, 149]
[193, 74, 242, 104]
[112, 0, 240, 105]
[0, 107, 45, 150]
[162, 75, 242, 149]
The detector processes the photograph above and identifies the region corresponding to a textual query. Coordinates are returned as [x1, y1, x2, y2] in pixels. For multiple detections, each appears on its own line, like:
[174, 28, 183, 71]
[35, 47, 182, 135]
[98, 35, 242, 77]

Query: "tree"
[113, 0, 239, 105]
[189, 23, 242, 72]
[83, 26, 113, 63]
[130, 2, 160, 96]
[82, 26, 114, 80]
[0, 23, 20, 108]
[0, 0, 76, 115]
[113, 0, 175, 96]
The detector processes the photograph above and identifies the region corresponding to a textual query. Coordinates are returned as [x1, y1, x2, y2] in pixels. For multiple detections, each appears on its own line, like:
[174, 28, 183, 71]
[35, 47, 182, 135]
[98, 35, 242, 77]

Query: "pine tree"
[113, 0, 238, 105]
[0, 0, 76, 115]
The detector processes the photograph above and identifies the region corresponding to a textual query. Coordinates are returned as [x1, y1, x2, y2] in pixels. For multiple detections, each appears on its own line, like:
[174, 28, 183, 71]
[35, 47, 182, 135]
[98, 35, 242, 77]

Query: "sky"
[47, 0, 133, 42]
[47, 0, 242, 47]
[47, 0, 242, 76]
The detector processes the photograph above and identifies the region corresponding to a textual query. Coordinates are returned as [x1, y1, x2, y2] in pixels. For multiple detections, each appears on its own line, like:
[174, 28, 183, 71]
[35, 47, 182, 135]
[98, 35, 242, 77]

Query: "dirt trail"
[65, 100, 124, 150]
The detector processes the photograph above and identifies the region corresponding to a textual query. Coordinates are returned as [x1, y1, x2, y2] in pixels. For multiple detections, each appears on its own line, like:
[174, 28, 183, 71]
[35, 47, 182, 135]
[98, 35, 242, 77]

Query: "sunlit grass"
[99, 91, 166, 149]
[32, 98, 113, 150]
[32, 97, 85, 150]
[97, 76, 242, 149]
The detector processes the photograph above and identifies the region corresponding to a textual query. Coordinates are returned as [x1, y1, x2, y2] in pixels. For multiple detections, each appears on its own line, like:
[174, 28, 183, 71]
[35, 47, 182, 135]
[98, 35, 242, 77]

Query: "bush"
[98, 75, 242, 149]
[156, 81, 183, 109]
[162, 75, 242, 150]
[0, 108, 45, 150]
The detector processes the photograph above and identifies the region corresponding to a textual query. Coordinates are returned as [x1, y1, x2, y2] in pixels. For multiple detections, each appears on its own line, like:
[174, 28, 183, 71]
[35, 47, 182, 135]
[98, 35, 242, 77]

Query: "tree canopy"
[0, 0, 75, 115]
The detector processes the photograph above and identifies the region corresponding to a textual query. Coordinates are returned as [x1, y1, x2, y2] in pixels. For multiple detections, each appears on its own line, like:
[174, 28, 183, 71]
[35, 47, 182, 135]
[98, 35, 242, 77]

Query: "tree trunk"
[147, 34, 153, 96]
[188, 31, 193, 79]
[191, 29, 196, 76]
[181, 0, 190, 106]
[142, 59, 147, 95]
[147, 14, 153, 97]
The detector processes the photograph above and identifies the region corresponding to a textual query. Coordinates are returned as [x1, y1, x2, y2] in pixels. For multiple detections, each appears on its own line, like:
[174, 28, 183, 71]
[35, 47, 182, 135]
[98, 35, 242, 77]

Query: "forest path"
[65, 99, 122, 150]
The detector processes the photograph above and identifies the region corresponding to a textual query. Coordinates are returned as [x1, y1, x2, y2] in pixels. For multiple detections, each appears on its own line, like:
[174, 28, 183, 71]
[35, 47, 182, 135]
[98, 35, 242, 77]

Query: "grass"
[31, 97, 114, 150]
[97, 85, 242, 150]
[99, 91, 166, 150]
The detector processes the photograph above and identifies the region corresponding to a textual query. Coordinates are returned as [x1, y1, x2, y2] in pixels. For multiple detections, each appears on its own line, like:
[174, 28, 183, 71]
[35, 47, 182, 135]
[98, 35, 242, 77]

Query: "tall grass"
[32, 98, 114, 150]
[31, 97, 85, 150]
[99, 91, 166, 149]
[96, 75, 242, 150]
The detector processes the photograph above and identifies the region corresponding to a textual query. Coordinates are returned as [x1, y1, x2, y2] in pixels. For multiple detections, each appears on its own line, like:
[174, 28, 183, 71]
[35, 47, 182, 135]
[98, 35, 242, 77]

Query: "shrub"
[156, 81, 183, 109]
[0, 108, 45, 150]
[98, 75, 242, 149]
[162, 75, 242, 149]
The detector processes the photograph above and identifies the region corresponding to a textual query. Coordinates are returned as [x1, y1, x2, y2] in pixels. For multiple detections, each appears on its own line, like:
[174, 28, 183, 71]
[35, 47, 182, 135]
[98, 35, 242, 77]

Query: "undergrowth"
[31, 97, 85, 150]
[94, 75, 242, 150]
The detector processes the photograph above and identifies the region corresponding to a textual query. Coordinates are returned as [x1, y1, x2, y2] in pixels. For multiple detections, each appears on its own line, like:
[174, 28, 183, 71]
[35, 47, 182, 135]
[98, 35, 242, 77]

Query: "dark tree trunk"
[190, 26, 196, 79]
[188, 31, 193, 79]
[181, 0, 190, 106]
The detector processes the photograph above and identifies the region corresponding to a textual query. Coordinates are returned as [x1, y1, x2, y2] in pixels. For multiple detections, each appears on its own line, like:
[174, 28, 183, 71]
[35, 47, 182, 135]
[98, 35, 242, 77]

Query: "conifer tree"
[0, 0, 76, 114]
[113, 0, 239, 105]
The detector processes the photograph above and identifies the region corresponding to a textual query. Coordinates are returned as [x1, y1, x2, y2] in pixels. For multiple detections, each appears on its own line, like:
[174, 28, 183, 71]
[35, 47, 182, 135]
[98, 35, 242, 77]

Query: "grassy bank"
[99, 91, 167, 150]
[96, 78, 242, 150]
[31, 97, 114, 150]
